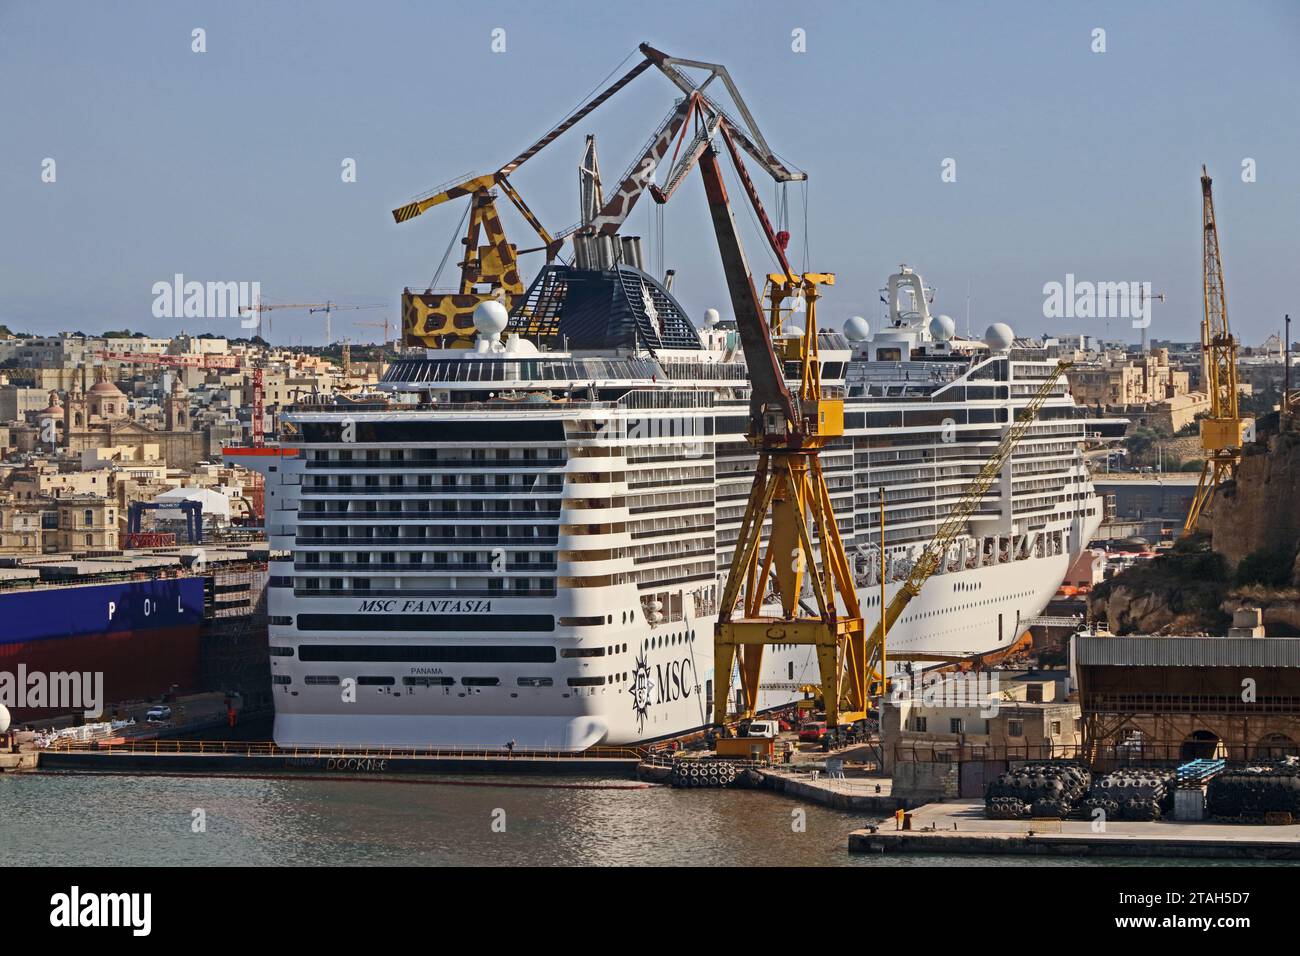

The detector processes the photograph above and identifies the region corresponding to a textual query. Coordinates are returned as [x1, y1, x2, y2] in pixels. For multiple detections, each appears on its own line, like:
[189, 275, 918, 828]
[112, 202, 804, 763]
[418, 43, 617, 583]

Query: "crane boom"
[394, 44, 801, 349]
[862, 360, 1072, 682]
[639, 43, 805, 184]
[697, 104, 863, 728]
[583, 99, 692, 237]
[696, 141, 796, 431]
[1183, 165, 1247, 534]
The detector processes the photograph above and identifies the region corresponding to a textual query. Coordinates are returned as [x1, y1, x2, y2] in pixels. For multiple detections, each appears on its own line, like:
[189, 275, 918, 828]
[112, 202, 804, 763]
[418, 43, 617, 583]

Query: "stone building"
[55, 496, 118, 551]
[1068, 349, 1191, 409]
[60, 370, 210, 470]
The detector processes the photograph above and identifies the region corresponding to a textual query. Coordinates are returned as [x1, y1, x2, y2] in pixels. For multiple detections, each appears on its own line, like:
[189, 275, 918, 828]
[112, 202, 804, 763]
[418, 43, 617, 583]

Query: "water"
[0, 772, 1228, 866]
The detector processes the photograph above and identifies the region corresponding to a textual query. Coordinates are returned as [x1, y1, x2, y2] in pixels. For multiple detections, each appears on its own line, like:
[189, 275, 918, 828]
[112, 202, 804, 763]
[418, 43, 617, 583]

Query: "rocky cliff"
[1088, 537, 1230, 634]
[1090, 420, 1300, 634]
[1209, 425, 1300, 572]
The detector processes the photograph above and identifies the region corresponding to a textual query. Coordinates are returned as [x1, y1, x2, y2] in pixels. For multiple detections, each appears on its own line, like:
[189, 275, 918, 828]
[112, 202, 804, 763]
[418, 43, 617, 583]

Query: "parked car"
[145, 706, 172, 723]
[798, 721, 827, 743]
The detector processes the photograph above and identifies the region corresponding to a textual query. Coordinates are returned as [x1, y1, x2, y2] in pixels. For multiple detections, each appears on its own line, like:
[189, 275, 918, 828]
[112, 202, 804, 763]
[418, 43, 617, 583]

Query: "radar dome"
[843, 316, 871, 341]
[783, 325, 804, 338]
[984, 322, 1015, 352]
[929, 314, 956, 342]
[473, 300, 509, 338]
[0, 704, 9, 734]
[703, 308, 721, 328]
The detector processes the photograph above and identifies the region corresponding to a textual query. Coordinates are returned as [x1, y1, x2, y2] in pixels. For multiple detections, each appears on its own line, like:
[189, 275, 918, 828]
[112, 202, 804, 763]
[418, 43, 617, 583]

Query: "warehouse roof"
[1074, 635, 1300, 668]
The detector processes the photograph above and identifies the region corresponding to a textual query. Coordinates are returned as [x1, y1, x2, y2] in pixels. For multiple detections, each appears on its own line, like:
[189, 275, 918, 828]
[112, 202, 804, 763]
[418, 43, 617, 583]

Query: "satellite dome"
[783, 325, 804, 338]
[0, 704, 9, 734]
[473, 300, 509, 338]
[843, 316, 871, 341]
[984, 322, 1014, 351]
[929, 314, 956, 342]
[703, 308, 721, 328]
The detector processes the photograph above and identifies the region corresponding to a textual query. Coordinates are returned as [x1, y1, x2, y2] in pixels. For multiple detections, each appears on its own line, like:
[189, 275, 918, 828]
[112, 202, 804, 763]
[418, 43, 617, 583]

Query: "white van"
[746, 719, 780, 738]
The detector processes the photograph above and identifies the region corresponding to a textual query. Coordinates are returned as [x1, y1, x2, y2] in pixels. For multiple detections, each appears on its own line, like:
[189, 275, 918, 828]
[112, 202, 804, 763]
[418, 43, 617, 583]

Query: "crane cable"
[427, 202, 471, 292]
[800, 180, 810, 277]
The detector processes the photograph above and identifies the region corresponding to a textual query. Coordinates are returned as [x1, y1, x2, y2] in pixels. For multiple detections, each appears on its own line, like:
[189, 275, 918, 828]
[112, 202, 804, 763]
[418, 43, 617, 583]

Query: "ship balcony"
[559, 502, 634, 522]
[293, 586, 557, 599]
[555, 557, 632, 576]
[631, 546, 715, 566]
[561, 480, 628, 498]
[555, 531, 633, 550]
[302, 458, 564, 470]
[291, 560, 558, 572]
[562, 456, 629, 474]
[301, 484, 564, 497]
[297, 508, 562, 522]
[295, 535, 560, 547]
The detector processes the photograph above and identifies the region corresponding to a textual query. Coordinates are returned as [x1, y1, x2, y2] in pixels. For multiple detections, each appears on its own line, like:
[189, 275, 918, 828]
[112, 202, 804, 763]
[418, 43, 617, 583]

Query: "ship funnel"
[620, 236, 645, 271]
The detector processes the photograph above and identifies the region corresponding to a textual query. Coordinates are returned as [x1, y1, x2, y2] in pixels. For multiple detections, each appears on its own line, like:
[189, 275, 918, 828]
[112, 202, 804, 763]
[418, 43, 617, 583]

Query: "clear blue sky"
[2, 0, 1298, 346]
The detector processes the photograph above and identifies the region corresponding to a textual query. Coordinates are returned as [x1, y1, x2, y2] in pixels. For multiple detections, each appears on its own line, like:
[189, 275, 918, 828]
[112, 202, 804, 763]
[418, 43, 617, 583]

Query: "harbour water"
[0, 772, 1231, 866]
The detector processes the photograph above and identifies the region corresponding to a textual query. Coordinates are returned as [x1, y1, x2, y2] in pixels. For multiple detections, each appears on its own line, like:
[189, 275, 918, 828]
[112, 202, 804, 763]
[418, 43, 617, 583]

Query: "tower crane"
[1183, 165, 1248, 534]
[237, 301, 382, 343]
[237, 302, 328, 340]
[307, 302, 386, 347]
[235, 301, 384, 445]
[354, 317, 396, 353]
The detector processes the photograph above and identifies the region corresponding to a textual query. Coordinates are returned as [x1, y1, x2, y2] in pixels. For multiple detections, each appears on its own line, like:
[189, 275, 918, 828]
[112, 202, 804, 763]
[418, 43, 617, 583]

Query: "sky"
[2, 0, 1299, 347]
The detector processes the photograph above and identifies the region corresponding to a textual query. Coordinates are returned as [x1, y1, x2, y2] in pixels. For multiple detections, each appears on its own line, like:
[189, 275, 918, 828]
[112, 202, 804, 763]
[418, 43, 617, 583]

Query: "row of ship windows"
[645, 631, 696, 650]
[311, 449, 565, 464]
[290, 579, 554, 594]
[302, 501, 561, 517]
[276, 675, 623, 689]
[305, 475, 565, 490]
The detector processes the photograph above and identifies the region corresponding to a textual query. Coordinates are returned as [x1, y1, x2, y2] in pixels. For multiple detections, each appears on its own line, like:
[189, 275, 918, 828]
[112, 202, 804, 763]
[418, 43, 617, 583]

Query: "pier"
[848, 799, 1300, 861]
[34, 739, 643, 777]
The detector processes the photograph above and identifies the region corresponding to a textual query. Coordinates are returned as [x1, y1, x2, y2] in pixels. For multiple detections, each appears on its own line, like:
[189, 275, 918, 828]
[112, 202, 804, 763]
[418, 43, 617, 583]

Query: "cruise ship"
[231, 264, 1115, 750]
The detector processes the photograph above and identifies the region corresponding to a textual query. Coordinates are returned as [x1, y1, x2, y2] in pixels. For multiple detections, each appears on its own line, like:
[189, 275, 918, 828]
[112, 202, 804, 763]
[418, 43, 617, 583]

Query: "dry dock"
[759, 768, 907, 812]
[33, 741, 642, 777]
[849, 799, 1300, 860]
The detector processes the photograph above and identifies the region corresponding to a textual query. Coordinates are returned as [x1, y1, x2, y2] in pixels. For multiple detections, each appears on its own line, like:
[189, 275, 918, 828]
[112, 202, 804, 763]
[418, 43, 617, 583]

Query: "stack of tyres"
[1081, 794, 1119, 821]
[1207, 764, 1300, 818]
[669, 760, 741, 789]
[1088, 769, 1174, 820]
[983, 761, 1090, 817]
[985, 796, 1027, 819]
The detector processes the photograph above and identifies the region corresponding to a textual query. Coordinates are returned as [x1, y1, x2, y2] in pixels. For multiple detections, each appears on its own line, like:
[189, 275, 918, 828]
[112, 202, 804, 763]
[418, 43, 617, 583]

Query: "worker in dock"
[782, 740, 794, 764]
[505, 739, 516, 758]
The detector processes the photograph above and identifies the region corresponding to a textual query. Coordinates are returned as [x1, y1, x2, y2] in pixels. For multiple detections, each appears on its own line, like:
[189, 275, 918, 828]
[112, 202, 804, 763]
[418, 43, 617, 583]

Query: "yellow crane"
[391, 43, 805, 350]
[857, 361, 1073, 695]
[1183, 165, 1247, 534]
[714, 270, 869, 730]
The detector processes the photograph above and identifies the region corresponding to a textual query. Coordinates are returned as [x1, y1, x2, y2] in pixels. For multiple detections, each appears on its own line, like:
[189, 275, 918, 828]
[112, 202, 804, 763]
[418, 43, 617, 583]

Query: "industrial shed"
[1073, 634, 1300, 767]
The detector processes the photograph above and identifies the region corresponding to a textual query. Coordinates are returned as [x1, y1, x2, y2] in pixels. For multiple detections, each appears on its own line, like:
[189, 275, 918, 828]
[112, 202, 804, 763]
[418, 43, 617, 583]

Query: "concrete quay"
[849, 799, 1300, 860]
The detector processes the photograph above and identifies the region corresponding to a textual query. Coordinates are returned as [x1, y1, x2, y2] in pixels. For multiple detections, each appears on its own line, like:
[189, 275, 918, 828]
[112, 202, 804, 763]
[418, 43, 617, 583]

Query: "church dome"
[89, 378, 124, 397]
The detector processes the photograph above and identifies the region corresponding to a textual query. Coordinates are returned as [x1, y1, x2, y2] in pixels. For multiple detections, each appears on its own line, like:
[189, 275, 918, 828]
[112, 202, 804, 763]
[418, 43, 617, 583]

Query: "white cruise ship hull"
[242, 265, 1119, 753]
[271, 527, 1092, 750]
